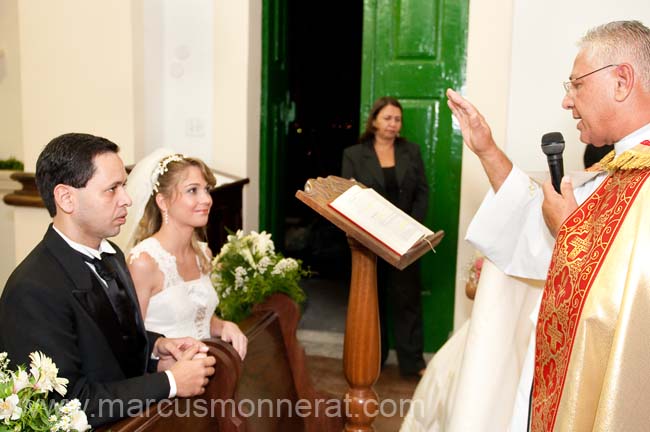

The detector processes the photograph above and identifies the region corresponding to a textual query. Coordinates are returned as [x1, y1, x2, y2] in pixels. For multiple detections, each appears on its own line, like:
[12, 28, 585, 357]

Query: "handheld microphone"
[541, 132, 565, 193]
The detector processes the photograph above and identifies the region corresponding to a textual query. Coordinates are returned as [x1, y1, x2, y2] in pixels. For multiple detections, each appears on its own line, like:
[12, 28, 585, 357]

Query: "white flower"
[251, 231, 275, 256]
[55, 400, 90, 432]
[240, 248, 256, 269]
[69, 409, 90, 431]
[257, 256, 272, 274]
[272, 258, 299, 275]
[150, 154, 185, 194]
[52, 416, 72, 431]
[12, 368, 30, 393]
[60, 399, 80, 415]
[0, 352, 90, 431]
[0, 393, 22, 421]
[234, 266, 247, 288]
[30, 351, 68, 396]
[215, 243, 232, 262]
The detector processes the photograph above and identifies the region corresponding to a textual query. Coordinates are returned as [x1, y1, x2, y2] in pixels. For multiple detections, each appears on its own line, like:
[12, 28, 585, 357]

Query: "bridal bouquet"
[0, 351, 90, 432]
[211, 230, 307, 322]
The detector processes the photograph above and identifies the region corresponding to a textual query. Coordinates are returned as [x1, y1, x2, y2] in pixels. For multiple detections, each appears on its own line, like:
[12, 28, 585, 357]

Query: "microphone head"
[541, 132, 565, 156]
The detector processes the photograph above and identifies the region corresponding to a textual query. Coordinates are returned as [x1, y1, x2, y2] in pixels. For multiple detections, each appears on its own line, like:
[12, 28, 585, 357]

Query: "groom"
[0, 133, 216, 427]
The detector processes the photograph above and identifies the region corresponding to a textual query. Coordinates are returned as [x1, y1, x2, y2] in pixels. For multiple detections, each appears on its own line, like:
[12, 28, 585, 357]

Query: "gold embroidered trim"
[531, 168, 650, 431]
[604, 143, 650, 171]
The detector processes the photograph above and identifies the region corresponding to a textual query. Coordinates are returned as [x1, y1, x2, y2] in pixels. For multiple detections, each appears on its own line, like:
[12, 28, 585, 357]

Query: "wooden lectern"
[296, 176, 444, 431]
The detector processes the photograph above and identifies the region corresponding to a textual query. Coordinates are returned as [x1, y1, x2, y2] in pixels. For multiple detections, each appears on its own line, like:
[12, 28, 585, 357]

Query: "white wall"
[1, 0, 140, 277]
[141, 0, 215, 165]
[139, 0, 261, 231]
[0, 0, 23, 161]
[453, 0, 515, 329]
[505, 1, 650, 170]
[12, 208, 50, 268]
[213, 0, 261, 232]
[1, 1, 262, 279]
[17, 0, 137, 169]
[0, 173, 20, 291]
[455, 0, 650, 328]
[0, 0, 22, 286]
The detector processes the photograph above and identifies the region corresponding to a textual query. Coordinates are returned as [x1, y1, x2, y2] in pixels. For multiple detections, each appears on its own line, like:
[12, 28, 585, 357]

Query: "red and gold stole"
[530, 140, 650, 431]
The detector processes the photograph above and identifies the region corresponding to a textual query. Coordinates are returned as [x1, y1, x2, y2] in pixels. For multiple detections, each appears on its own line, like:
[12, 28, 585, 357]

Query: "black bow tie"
[82, 253, 117, 281]
[79, 251, 141, 348]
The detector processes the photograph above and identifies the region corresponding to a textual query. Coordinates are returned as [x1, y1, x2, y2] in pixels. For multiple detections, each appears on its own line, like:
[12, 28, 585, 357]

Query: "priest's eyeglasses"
[562, 64, 618, 94]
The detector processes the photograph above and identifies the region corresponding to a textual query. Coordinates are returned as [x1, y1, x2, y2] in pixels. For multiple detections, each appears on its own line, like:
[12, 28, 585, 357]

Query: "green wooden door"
[260, 0, 292, 244]
[361, 0, 469, 351]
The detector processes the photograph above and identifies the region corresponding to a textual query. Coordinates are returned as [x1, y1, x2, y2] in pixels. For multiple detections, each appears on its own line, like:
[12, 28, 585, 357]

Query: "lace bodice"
[128, 237, 218, 340]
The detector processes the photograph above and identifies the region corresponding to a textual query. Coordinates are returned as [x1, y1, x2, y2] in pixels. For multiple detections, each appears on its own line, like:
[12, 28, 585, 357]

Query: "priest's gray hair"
[579, 20, 650, 91]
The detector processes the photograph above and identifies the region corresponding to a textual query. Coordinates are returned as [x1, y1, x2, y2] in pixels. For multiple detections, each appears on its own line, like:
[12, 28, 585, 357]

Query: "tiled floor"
[298, 277, 423, 431]
[299, 277, 349, 333]
[306, 355, 419, 432]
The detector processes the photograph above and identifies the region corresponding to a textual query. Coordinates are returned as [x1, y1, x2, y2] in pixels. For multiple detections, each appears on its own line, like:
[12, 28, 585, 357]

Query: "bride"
[118, 149, 247, 360]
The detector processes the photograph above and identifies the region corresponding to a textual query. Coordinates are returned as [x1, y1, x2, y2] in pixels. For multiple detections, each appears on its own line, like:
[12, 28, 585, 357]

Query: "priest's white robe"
[401, 169, 605, 431]
[401, 124, 650, 431]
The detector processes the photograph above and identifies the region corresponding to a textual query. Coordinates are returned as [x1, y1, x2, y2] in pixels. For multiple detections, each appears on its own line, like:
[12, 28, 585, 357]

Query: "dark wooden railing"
[2, 172, 45, 208]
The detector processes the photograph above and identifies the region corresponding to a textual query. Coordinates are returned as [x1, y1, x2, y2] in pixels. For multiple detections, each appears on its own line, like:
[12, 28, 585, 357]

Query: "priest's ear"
[613, 63, 634, 102]
[53, 184, 75, 214]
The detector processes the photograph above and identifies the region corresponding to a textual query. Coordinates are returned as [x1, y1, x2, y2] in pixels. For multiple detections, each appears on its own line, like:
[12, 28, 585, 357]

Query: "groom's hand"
[169, 344, 217, 397]
[155, 337, 208, 371]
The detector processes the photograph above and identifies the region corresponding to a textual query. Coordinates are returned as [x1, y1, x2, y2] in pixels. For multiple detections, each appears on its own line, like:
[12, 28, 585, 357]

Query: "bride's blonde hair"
[133, 156, 216, 273]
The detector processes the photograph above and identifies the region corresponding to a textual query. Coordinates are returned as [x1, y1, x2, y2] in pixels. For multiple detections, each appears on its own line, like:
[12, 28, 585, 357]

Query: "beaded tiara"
[151, 154, 185, 195]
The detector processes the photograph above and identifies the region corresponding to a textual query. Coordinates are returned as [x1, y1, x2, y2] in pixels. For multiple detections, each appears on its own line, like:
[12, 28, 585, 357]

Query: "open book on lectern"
[328, 185, 436, 257]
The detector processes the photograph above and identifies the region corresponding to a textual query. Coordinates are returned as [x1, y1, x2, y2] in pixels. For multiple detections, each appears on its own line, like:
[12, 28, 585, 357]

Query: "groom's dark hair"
[36, 133, 120, 216]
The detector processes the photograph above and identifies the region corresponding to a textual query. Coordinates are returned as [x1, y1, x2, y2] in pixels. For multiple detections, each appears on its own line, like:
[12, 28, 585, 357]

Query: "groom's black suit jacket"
[0, 225, 170, 427]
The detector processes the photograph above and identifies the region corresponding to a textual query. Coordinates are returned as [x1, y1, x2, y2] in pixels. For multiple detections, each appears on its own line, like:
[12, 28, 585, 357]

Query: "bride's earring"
[163, 210, 169, 225]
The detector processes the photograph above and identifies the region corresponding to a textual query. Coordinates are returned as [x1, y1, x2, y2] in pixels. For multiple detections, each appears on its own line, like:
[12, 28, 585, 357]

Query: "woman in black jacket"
[341, 96, 429, 377]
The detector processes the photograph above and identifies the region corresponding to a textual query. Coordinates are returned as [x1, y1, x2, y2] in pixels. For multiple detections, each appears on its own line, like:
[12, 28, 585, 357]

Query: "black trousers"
[377, 259, 425, 376]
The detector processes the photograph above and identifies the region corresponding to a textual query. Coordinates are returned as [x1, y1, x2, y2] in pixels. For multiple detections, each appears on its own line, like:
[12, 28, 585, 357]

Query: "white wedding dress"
[128, 237, 219, 340]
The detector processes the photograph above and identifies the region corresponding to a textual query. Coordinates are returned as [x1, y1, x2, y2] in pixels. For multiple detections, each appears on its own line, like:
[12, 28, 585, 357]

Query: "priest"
[453, 20, 650, 430]
[402, 20, 650, 432]
[530, 20, 650, 430]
